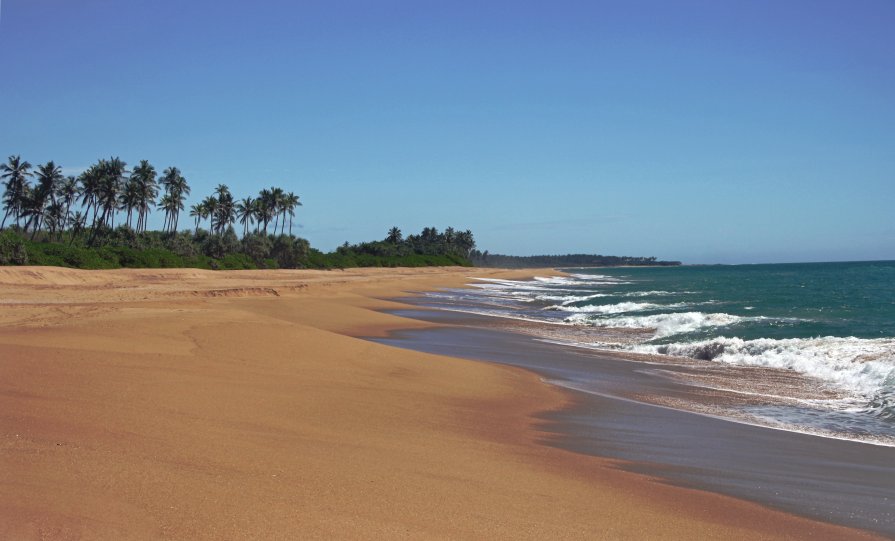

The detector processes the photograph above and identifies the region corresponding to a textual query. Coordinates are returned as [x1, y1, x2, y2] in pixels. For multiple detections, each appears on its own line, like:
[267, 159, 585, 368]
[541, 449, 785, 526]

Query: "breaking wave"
[550, 301, 696, 314]
[535, 292, 608, 303]
[632, 336, 895, 420]
[564, 311, 750, 338]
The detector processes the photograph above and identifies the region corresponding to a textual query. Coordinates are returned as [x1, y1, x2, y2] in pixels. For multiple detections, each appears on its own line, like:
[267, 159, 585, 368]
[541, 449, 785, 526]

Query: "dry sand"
[0, 266, 880, 540]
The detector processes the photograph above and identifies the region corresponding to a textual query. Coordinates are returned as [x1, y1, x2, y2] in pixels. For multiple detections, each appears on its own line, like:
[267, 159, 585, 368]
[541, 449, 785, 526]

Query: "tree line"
[0, 154, 478, 270]
[321, 226, 476, 268]
[0, 155, 302, 243]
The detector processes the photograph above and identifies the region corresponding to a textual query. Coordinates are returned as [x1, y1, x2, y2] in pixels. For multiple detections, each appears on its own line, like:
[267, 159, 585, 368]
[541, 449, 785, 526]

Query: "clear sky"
[1, 0, 893, 264]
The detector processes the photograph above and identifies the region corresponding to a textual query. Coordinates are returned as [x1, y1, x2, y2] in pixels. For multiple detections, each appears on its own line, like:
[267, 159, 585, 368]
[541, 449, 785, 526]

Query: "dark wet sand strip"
[374, 307, 895, 537]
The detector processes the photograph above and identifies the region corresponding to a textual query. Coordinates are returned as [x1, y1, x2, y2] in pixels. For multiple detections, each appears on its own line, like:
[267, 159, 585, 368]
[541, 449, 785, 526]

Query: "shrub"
[271, 235, 310, 269]
[242, 233, 273, 265]
[0, 231, 28, 265]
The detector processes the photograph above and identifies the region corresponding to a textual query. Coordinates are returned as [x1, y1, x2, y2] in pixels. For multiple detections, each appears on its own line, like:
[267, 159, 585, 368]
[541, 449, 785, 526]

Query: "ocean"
[421, 261, 895, 446]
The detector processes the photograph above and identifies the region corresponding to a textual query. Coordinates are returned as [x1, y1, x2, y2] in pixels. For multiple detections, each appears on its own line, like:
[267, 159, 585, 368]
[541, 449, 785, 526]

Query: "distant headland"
[469, 252, 681, 268]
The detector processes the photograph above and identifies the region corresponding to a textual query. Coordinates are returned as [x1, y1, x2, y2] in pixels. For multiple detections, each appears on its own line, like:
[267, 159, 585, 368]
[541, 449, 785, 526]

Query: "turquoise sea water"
[424, 260, 895, 441]
[571, 261, 895, 342]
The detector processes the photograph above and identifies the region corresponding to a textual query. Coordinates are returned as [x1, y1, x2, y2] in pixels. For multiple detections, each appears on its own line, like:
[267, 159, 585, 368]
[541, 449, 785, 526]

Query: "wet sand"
[376, 306, 895, 537]
[0, 266, 882, 539]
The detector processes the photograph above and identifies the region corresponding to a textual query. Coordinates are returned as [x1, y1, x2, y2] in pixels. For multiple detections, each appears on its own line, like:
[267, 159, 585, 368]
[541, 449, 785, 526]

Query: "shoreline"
[0, 266, 881, 539]
[374, 307, 895, 536]
[492, 333, 895, 448]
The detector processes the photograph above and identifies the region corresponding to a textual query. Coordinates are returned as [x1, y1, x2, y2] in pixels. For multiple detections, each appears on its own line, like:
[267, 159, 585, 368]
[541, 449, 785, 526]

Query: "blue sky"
[1, 0, 893, 263]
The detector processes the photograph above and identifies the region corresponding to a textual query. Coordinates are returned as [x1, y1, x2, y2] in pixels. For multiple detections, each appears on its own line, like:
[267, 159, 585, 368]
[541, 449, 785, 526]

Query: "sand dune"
[0, 266, 879, 539]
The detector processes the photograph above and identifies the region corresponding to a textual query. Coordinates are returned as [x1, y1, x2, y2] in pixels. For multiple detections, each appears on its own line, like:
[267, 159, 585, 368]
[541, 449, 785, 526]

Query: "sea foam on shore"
[423, 262, 895, 443]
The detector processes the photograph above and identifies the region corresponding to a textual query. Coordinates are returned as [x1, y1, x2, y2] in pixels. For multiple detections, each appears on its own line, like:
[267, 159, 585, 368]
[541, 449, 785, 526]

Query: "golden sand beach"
[0, 267, 880, 539]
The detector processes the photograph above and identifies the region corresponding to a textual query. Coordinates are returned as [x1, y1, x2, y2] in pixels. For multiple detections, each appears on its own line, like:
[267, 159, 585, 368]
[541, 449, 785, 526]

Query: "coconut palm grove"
[0, 155, 476, 269]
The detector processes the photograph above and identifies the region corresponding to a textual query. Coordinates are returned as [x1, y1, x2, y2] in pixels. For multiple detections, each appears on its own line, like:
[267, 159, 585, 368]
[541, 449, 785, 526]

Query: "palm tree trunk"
[62, 202, 72, 234]
[83, 201, 92, 229]
[29, 215, 40, 240]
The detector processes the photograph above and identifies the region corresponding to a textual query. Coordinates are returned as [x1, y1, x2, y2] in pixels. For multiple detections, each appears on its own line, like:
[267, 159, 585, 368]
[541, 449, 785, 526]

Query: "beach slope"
[0, 267, 879, 539]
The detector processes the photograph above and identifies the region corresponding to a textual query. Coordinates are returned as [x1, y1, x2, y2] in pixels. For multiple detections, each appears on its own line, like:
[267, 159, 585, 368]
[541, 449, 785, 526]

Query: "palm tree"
[130, 160, 158, 233]
[210, 184, 234, 235]
[45, 200, 66, 239]
[235, 197, 255, 237]
[269, 187, 285, 234]
[1, 155, 33, 230]
[201, 196, 218, 234]
[189, 202, 205, 235]
[27, 161, 64, 235]
[158, 193, 174, 232]
[56, 175, 79, 235]
[284, 192, 301, 236]
[78, 162, 103, 229]
[95, 157, 127, 230]
[387, 227, 402, 244]
[444, 226, 456, 250]
[120, 178, 140, 230]
[256, 188, 275, 234]
[161, 192, 186, 234]
[17, 185, 38, 234]
[455, 229, 475, 258]
[159, 167, 189, 233]
[68, 211, 86, 244]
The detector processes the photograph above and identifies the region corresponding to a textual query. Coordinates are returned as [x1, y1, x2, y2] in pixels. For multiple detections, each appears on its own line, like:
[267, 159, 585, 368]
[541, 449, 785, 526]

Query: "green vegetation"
[0, 229, 300, 270]
[313, 226, 475, 269]
[0, 154, 476, 270]
[0, 226, 473, 271]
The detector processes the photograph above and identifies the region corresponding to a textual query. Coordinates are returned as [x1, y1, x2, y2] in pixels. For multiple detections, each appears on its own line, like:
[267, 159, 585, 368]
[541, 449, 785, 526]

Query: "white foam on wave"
[565, 311, 749, 338]
[552, 301, 661, 314]
[534, 291, 691, 305]
[469, 282, 559, 295]
[428, 288, 529, 304]
[633, 336, 895, 408]
[471, 278, 554, 289]
[568, 273, 630, 282]
[471, 277, 603, 293]
[535, 275, 632, 286]
[469, 276, 624, 302]
[535, 293, 610, 304]
[621, 290, 689, 297]
[425, 305, 565, 326]
[545, 377, 895, 447]
[551, 301, 697, 314]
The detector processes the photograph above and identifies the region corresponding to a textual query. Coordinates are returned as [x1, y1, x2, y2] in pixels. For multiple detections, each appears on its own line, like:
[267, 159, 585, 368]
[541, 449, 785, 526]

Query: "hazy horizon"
[1, 1, 893, 265]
